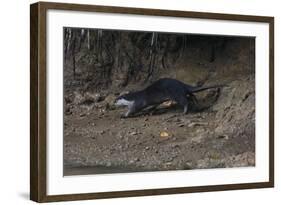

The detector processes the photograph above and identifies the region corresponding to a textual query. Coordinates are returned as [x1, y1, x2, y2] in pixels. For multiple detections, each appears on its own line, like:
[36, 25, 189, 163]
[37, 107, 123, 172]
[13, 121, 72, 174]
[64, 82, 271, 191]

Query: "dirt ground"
[63, 76, 255, 175]
[63, 35, 255, 175]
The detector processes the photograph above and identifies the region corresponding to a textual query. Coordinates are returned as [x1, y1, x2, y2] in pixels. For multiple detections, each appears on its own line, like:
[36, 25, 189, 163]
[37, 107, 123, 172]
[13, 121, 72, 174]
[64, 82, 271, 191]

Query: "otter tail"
[190, 84, 225, 93]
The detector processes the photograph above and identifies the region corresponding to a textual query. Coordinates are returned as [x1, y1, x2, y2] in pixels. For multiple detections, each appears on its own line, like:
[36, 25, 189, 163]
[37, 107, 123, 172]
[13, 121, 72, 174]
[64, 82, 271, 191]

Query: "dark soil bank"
[63, 30, 255, 175]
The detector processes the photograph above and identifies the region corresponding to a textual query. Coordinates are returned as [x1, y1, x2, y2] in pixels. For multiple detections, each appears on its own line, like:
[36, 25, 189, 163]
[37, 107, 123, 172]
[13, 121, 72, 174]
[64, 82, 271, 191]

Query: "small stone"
[119, 91, 130, 96]
[217, 135, 229, 140]
[196, 128, 205, 133]
[73, 91, 83, 104]
[160, 131, 169, 137]
[173, 144, 180, 148]
[106, 162, 112, 167]
[188, 122, 208, 128]
[104, 94, 116, 107]
[145, 146, 149, 150]
[184, 162, 192, 169]
[164, 162, 172, 167]
[85, 92, 103, 103]
[79, 113, 86, 117]
[191, 135, 204, 143]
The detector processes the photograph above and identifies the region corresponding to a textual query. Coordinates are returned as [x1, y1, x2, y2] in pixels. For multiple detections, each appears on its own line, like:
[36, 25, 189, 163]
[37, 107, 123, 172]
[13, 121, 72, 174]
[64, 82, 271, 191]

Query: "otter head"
[115, 95, 134, 107]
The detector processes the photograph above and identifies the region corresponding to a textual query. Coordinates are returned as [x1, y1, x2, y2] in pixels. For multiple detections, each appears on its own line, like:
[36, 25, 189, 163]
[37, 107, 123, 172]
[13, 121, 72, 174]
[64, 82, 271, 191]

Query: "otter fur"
[115, 78, 222, 117]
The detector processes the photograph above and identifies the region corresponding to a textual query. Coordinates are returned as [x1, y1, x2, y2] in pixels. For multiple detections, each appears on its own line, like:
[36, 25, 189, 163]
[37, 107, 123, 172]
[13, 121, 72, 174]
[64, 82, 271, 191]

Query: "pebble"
[173, 144, 180, 148]
[106, 162, 112, 167]
[217, 135, 229, 140]
[188, 122, 208, 128]
[80, 113, 86, 117]
[184, 162, 193, 169]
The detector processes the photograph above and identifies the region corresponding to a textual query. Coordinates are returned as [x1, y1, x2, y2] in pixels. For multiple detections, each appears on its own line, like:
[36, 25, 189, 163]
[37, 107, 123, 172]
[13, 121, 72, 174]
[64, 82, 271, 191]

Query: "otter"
[115, 78, 222, 117]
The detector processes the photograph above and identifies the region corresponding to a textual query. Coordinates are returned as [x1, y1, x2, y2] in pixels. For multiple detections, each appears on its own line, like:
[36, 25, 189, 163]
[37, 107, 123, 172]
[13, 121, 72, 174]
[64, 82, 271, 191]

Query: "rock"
[217, 135, 229, 140]
[65, 107, 72, 115]
[225, 152, 255, 167]
[173, 144, 180, 148]
[105, 161, 112, 167]
[196, 128, 205, 133]
[79, 113, 86, 117]
[84, 92, 103, 103]
[161, 100, 175, 107]
[164, 162, 172, 167]
[191, 135, 204, 143]
[64, 96, 72, 104]
[175, 118, 181, 123]
[196, 158, 225, 169]
[188, 122, 208, 128]
[119, 91, 130, 96]
[184, 162, 193, 169]
[160, 131, 169, 137]
[129, 157, 140, 164]
[73, 91, 84, 104]
[104, 94, 116, 107]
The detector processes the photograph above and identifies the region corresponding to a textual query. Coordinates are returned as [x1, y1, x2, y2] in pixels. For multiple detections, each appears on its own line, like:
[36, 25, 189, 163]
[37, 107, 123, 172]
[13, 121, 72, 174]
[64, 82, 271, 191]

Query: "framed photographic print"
[30, 1, 274, 202]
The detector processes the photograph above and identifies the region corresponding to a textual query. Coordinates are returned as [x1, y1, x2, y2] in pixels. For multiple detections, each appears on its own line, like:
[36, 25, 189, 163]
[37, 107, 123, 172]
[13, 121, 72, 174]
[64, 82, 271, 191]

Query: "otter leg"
[145, 105, 158, 114]
[189, 93, 198, 105]
[122, 104, 141, 118]
[183, 103, 189, 114]
[174, 95, 189, 114]
[123, 107, 135, 118]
